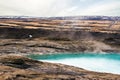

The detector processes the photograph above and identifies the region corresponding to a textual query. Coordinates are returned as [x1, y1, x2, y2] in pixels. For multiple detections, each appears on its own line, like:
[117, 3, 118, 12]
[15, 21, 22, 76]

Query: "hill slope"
[0, 55, 120, 80]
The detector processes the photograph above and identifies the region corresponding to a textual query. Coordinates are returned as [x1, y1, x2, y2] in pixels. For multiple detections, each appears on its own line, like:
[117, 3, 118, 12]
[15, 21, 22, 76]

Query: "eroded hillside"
[0, 17, 120, 55]
[0, 17, 120, 80]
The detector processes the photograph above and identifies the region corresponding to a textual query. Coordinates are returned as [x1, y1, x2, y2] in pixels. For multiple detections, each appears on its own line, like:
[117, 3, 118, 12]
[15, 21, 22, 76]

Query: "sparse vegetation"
[0, 55, 120, 80]
[0, 17, 120, 80]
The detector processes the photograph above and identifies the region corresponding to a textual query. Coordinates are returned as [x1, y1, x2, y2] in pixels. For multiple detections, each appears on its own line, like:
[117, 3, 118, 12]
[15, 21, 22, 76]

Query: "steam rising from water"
[91, 41, 112, 53]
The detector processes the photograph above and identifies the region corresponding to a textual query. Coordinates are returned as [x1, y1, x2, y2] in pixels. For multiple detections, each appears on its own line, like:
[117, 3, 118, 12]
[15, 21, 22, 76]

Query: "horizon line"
[0, 15, 120, 18]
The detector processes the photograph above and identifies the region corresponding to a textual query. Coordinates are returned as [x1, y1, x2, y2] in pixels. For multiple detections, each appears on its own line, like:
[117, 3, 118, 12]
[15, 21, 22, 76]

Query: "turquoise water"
[28, 53, 120, 74]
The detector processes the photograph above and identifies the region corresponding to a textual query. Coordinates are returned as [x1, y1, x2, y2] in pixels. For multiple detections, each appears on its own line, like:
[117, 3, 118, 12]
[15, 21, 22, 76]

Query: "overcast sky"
[0, 0, 120, 17]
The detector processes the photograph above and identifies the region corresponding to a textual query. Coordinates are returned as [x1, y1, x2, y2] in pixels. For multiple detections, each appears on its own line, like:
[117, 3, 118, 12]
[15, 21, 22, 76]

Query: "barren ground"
[0, 18, 120, 80]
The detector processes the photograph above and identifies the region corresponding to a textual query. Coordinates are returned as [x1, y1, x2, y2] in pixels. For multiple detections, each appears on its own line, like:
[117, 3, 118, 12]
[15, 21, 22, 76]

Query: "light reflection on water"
[28, 53, 120, 74]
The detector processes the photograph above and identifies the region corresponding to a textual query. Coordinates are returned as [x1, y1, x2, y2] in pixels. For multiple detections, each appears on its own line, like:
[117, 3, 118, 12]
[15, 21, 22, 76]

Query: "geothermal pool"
[28, 53, 120, 74]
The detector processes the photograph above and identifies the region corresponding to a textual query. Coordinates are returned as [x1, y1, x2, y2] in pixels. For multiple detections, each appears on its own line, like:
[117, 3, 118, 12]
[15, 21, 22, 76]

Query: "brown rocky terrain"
[0, 17, 120, 80]
[0, 55, 120, 80]
[0, 18, 120, 55]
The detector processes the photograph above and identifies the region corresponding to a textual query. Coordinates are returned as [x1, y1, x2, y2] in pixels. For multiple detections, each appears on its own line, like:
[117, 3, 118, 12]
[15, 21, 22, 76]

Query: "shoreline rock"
[0, 55, 120, 80]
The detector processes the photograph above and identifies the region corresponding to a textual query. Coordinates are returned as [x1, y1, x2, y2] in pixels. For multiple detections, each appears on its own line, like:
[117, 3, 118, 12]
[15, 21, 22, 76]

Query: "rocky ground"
[0, 17, 120, 79]
[0, 38, 120, 56]
[0, 55, 120, 80]
[0, 18, 120, 55]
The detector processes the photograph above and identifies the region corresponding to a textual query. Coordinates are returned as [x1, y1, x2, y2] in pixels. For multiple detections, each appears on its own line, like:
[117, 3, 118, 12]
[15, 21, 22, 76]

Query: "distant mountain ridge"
[0, 16, 120, 20]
